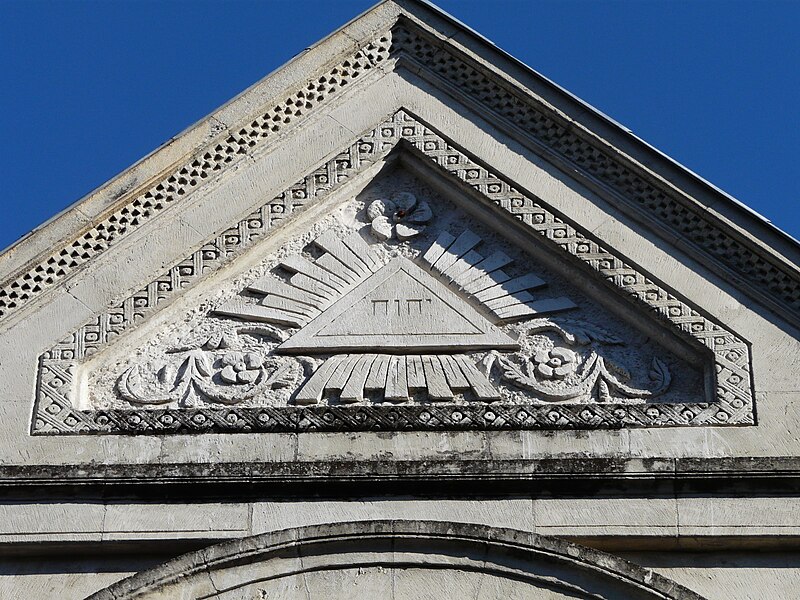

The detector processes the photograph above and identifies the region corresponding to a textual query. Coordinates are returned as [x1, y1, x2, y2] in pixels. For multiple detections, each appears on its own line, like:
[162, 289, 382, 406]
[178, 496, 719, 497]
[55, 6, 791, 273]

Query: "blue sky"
[1, 0, 799, 252]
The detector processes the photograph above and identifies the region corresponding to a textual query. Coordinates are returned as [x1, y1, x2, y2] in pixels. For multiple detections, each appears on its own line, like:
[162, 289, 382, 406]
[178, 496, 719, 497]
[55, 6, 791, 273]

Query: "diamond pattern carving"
[2, 20, 796, 330]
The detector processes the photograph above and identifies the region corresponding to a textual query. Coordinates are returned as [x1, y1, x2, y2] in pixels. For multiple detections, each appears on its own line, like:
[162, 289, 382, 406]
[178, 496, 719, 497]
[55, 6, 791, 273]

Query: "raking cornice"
[1, 0, 798, 331]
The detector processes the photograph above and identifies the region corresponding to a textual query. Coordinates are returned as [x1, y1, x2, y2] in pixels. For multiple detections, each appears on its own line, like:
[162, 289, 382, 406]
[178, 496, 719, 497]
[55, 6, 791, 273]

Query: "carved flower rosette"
[485, 319, 672, 405]
[366, 192, 433, 241]
[32, 112, 751, 434]
[115, 329, 300, 409]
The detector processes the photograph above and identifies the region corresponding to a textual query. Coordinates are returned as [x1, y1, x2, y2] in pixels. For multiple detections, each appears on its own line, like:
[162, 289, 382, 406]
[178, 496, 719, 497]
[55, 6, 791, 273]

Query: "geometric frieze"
[31, 111, 754, 434]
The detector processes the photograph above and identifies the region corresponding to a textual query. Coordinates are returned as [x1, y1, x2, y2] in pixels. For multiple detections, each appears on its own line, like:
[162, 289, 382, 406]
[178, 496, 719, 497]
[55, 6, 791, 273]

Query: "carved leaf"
[605, 361, 631, 382]
[117, 365, 144, 403]
[597, 355, 671, 399]
[371, 216, 393, 240]
[367, 198, 395, 220]
[598, 379, 612, 403]
[648, 357, 671, 389]
[521, 319, 622, 347]
[237, 325, 289, 343]
[116, 365, 174, 405]
[157, 363, 177, 386]
[193, 352, 213, 378]
[396, 222, 426, 240]
[495, 355, 529, 386]
[391, 191, 417, 212]
[479, 351, 497, 377]
[406, 200, 432, 224]
[271, 360, 300, 389]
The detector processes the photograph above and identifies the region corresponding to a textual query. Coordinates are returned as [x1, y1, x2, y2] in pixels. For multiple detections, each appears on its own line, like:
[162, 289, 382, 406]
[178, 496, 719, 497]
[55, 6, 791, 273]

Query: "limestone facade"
[1, 1, 799, 598]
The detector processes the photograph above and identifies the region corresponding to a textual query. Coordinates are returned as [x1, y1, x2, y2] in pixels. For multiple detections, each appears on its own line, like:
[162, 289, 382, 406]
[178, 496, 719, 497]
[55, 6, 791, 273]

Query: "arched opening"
[87, 521, 705, 599]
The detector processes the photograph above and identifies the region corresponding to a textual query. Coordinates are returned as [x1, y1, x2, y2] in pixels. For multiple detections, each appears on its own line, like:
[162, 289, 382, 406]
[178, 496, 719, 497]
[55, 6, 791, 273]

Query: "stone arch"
[87, 521, 705, 599]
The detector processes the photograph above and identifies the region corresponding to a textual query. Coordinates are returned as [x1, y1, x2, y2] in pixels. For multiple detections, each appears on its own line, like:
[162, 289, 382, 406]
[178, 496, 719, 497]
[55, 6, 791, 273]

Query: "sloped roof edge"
[0, 0, 404, 270]
[400, 0, 800, 253]
[0, 0, 797, 327]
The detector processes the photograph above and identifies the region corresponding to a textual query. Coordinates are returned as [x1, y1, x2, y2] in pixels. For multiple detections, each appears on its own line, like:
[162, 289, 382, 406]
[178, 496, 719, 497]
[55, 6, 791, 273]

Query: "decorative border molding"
[5, 457, 800, 492]
[2, 17, 798, 327]
[391, 20, 800, 318]
[32, 110, 754, 434]
[0, 31, 393, 324]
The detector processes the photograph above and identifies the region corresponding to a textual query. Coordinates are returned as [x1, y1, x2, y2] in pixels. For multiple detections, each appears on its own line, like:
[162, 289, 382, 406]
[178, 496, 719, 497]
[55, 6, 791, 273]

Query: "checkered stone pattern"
[0, 32, 393, 325]
[32, 127, 394, 434]
[392, 22, 800, 317]
[397, 111, 754, 427]
[4, 20, 796, 330]
[32, 110, 754, 435]
[49, 402, 744, 435]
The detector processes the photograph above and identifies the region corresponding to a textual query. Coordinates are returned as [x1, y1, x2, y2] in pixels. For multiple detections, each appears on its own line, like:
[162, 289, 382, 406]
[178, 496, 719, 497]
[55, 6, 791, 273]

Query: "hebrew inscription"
[278, 257, 518, 353]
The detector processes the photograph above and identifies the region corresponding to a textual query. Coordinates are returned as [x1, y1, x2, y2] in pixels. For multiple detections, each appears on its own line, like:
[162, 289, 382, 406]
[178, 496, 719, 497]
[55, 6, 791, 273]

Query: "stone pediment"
[10, 1, 780, 436]
[28, 109, 754, 434]
[4, 5, 800, 597]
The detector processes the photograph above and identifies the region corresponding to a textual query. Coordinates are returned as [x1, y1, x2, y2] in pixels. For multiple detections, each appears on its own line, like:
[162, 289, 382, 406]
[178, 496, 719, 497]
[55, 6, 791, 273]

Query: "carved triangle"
[277, 257, 518, 354]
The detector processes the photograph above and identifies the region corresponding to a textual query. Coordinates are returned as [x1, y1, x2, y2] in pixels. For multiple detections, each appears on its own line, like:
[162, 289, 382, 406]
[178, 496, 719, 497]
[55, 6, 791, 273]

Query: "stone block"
[103, 502, 249, 541]
[0, 502, 105, 543]
[393, 567, 488, 600]
[157, 433, 297, 464]
[677, 496, 800, 537]
[250, 499, 532, 535]
[533, 497, 677, 538]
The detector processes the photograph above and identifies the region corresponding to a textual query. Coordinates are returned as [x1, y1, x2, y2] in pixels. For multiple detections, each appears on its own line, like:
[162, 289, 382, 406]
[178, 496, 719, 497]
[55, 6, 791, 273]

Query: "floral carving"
[533, 347, 576, 380]
[487, 319, 671, 403]
[220, 352, 263, 384]
[366, 192, 432, 241]
[116, 333, 298, 407]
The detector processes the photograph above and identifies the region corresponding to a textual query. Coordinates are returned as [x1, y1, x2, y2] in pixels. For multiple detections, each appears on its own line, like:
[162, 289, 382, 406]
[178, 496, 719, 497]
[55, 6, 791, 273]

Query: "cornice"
[389, 17, 800, 323]
[1, 457, 799, 498]
[0, 9, 797, 333]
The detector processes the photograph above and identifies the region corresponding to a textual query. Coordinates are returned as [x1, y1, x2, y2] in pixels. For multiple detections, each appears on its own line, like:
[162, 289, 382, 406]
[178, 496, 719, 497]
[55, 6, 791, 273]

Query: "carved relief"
[116, 332, 299, 408]
[486, 319, 671, 404]
[366, 192, 433, 241]
[189, 214, 580, 409]
[31, 111, 754, 434]
[101, 196, 689, 416]
[274, 257, 520, 354]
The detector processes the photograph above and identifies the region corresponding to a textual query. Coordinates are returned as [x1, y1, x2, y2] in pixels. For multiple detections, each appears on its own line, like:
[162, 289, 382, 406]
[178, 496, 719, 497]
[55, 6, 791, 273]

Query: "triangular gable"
[1, 0, 797, 334]
[31, 109, 754, 434]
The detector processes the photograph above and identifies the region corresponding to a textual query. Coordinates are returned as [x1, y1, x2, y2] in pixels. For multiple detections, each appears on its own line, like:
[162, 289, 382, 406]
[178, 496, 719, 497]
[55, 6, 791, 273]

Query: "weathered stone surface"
[82, 522, 706, 600]
[621, 552, 800, 600]
[0, 0, 798, 596]
[38, 159, 721, 432]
